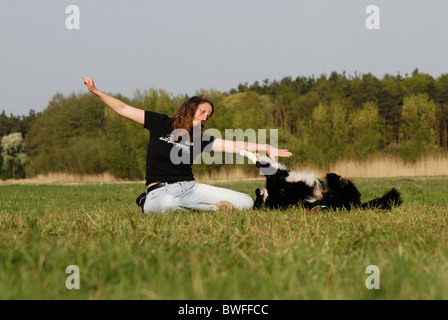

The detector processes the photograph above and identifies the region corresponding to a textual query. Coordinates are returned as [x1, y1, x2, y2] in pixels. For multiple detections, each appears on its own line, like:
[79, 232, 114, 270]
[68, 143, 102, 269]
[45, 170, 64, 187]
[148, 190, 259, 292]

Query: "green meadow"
[0, 176, 447, 300]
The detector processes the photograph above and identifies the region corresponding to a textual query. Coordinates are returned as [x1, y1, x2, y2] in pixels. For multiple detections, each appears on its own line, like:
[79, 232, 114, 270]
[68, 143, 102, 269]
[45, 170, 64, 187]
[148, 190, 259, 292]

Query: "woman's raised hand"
[81, 76, 98, 94]
[266, 145, 293, 161]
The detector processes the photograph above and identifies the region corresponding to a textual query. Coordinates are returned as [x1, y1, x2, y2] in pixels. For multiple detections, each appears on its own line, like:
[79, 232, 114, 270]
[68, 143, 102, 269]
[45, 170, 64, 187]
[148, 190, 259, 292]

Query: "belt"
[146, 181, 180, 194]
[146, 182, 167, 194]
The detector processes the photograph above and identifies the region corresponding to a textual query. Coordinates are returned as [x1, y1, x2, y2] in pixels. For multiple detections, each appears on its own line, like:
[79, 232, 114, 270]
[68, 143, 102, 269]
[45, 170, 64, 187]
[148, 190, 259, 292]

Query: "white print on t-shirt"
[159, 133, 192, 153]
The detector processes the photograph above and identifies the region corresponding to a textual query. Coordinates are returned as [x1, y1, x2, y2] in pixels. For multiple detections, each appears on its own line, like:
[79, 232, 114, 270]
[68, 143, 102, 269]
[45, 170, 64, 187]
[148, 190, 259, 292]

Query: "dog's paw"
[310, 205, 326, 213]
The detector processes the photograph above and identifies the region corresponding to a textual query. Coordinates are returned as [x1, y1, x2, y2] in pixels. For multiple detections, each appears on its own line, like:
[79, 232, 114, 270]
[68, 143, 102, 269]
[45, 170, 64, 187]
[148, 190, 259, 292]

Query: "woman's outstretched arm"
[211, 138, 292, 161]
[82, 76, 145, 125]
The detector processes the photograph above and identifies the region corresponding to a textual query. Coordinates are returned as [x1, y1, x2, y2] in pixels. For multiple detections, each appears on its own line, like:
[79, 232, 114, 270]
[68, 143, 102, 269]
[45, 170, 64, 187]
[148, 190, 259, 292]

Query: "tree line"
[1, 69, 447, 180]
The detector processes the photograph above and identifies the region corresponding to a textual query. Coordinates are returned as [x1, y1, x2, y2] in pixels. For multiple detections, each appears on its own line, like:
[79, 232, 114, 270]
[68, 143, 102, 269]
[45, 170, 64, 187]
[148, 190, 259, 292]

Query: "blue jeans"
[143, 181, 254, 213]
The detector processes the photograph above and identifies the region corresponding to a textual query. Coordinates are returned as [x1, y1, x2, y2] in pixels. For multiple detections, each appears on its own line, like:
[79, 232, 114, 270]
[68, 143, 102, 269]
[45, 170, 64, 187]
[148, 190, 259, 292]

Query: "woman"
[81, 76, 292, 213]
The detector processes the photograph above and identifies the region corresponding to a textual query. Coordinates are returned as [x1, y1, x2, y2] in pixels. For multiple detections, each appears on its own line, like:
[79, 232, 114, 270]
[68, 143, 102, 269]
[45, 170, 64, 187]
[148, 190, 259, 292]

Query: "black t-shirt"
[144, 111, 216, 185]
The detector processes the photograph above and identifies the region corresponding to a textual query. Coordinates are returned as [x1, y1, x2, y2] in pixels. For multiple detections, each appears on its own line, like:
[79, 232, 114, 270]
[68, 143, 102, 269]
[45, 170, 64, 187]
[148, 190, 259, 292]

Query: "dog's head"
[254, 187, 285, 210]
[254, 188, 267, 209]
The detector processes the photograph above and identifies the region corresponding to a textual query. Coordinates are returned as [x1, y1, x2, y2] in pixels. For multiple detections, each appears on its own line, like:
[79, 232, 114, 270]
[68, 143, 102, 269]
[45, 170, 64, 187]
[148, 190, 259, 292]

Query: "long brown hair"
[171, 96, 214, 136]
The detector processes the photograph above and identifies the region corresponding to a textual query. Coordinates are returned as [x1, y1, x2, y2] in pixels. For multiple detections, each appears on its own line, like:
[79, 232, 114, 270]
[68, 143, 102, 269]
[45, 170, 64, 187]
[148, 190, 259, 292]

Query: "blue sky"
[1, 0, 448, 115]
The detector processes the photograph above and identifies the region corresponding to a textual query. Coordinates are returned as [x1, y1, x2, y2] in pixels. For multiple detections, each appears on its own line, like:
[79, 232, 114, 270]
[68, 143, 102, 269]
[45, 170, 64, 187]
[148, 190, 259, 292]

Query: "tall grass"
[2, 155, 448, 184]
[328, 155, 448, 178]
[0, 177, 447, 299]
[200, 155, 448, 180]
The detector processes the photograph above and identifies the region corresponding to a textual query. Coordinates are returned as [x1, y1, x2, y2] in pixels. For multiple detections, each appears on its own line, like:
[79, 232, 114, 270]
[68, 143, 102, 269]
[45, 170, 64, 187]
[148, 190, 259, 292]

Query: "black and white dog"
[240, 150, 402, 211]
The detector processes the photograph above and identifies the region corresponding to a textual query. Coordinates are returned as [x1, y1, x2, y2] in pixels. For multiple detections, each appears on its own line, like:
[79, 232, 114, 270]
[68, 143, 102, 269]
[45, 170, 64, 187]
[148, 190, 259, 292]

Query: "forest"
[1, 69, 447, 180]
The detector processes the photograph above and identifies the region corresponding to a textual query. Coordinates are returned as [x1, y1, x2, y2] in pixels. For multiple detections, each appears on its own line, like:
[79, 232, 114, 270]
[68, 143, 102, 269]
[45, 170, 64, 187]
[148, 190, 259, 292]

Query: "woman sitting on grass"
[82, 76, 292, 213]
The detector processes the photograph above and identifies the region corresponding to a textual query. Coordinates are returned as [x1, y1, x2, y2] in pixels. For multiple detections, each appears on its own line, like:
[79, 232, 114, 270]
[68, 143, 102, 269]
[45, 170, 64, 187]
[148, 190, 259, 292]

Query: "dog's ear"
[255, 188, 264, 196]
[326, 173, 340, 180]
[325, 173, 341, 187]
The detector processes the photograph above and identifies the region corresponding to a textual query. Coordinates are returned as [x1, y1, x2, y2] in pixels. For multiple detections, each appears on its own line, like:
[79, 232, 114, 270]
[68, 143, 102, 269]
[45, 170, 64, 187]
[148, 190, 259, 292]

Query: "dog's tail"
[361, 188, 402, 210]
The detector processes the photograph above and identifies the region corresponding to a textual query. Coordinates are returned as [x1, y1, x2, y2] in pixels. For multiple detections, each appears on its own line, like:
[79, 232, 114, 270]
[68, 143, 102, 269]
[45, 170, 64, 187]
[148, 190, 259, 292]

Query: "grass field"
[0, 176, 447, 300]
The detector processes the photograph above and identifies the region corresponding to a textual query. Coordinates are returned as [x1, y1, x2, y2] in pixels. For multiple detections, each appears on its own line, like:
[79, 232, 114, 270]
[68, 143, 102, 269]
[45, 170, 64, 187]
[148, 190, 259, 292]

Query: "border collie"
[240, 150, 402, 211]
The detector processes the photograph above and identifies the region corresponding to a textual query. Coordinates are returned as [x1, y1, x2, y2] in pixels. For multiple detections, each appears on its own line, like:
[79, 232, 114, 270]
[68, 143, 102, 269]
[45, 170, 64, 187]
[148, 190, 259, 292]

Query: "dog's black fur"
[312, 172, 402, 211]
[243, 151, 402, 211]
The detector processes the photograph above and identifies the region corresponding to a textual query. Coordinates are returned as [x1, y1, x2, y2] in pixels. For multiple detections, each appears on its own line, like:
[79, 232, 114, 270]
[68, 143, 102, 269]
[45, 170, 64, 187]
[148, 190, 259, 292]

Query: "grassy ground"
[0, 176, 447, 300]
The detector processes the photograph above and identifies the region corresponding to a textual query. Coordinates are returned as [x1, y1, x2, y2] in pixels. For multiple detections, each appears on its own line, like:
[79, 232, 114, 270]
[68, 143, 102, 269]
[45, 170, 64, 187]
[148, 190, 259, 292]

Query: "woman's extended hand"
[265, 145, 293, 161]
[81, 76, 99, 94]
[81, 76, 145, 125]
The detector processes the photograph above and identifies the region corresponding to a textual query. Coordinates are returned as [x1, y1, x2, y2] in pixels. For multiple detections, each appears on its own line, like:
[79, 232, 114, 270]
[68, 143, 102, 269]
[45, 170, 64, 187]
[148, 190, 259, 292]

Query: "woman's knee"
[240, 194, 255, 209]
[231, 193, 254, 210]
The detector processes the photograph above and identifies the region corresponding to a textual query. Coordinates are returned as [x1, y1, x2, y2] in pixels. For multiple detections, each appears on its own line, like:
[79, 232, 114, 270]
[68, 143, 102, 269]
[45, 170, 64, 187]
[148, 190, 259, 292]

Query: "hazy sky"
[1, 0, 448, 116]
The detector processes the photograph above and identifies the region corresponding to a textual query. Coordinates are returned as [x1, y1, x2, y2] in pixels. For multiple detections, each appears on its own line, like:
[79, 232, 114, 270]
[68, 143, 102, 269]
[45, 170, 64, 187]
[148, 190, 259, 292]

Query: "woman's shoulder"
[144, 111, 172, 130]
[145, 110, 170, 118]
